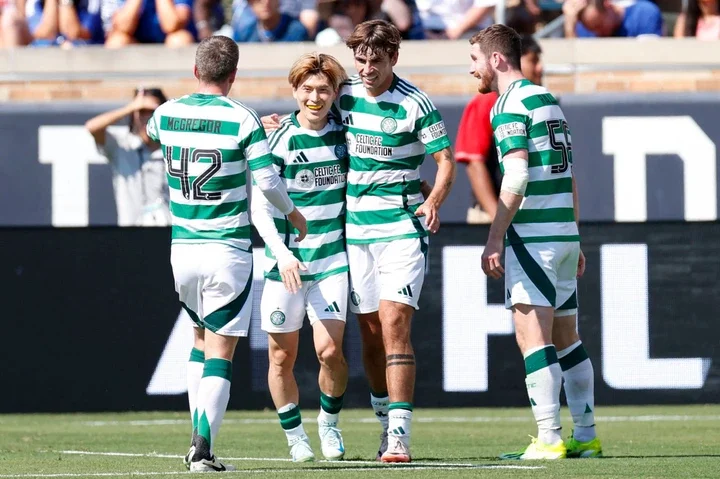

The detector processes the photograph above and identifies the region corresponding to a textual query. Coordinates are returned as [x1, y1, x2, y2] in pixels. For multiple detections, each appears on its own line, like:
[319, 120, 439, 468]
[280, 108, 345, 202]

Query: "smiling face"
[293, 73, 337, 128]
[353, 47, 397, 96]
[469, 43, 496, 94]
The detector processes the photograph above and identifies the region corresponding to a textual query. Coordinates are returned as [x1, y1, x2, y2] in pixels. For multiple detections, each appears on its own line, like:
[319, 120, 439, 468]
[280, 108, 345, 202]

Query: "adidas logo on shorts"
[324, 301, 341, 313]
[398, 285, 413, 298]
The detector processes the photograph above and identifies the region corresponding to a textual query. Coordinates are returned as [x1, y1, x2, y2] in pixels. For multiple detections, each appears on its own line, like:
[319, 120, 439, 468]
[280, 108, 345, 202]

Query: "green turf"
[1, 405, 719, 478]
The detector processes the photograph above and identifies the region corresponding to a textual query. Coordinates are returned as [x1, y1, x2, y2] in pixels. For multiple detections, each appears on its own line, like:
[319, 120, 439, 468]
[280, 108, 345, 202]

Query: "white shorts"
[505, 240, 579, 316]
[171, 243, 253, 336]
[260, 272, 349, 333]
[347, 237, 428, 313]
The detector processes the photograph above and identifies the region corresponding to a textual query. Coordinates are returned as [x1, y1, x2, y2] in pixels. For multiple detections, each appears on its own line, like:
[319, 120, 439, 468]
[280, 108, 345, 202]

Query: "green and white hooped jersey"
[147, 93, 273, 252]
[490, 79, 580, 245]
[335, 74, 451, 244]
[263, 112, 349, 281]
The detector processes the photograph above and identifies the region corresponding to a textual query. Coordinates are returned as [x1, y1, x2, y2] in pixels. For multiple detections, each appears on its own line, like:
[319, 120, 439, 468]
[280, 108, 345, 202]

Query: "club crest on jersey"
[270, 310, 286, 326]
[381, 117, 397, 134]
[295, 169, 315, 190]
[334, 143, 348, 159]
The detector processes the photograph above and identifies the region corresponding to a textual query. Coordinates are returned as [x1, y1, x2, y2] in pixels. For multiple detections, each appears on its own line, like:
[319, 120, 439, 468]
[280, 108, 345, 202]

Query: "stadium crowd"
[0, 0, 713, 48]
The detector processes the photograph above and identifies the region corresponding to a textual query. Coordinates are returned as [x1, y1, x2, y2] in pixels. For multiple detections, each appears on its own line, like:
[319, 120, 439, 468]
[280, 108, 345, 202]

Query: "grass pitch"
[1, 405, 719, 478]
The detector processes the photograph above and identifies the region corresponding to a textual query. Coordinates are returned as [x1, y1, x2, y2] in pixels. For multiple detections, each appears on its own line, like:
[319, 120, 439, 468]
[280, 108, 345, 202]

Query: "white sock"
[278, 403, 308, 444]
[388, 407, 413, 442]
[195, 358, 232, 457]
[524, 345, 563, 446]
[370, 393, 389, 431]
[318, 408, 339, 426]
[187, 348, 205, 440]
[558, 341, 596, 442]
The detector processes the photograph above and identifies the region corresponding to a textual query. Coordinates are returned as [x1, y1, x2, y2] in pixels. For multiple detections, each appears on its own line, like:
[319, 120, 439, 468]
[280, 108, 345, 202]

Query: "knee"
[381, 310, 411, 345]
[164, 30, 194, 47]
[269, 345, 295, 370]
[317, 342, 345, 370]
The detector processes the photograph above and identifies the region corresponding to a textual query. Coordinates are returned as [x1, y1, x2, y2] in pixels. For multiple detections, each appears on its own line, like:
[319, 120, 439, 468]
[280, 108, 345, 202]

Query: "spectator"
[455, 34, 543, 223]
[674, 0, 720, 39]
[233, 0, 317, 39]
[234, 0, 308, 41]
[505, 0, 541, 34]
[416, 0, 496, 40]
[192, 0, 225, 40]
[316, 0, 424, 44]
[563, 0, 663, 38]
[0, 0, 103, 47]
[85, 87, 171, 227]
[102, 0, 195, 47]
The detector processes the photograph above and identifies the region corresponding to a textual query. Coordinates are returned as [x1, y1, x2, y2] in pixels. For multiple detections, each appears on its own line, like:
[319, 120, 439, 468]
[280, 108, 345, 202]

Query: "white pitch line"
[0, 464, 544, 478]
[79, 414, 720, 427]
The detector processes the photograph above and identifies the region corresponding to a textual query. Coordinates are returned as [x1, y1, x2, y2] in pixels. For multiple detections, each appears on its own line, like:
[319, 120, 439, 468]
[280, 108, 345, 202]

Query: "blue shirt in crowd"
[233, 13, 308, 42]
[576, 0, 663, 38]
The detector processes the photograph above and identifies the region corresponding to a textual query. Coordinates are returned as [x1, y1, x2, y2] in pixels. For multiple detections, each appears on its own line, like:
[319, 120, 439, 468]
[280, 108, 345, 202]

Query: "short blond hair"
[288, 52, 348, 90]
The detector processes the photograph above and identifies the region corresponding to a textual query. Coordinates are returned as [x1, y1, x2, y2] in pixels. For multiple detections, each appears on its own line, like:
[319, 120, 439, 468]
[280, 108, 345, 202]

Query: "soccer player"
[146, 36, 307, 472]
[470, 24, 602, 459]
[456, 34, 543, 224]
[251, 52, 350, 463]
[337, 19, 456, 462]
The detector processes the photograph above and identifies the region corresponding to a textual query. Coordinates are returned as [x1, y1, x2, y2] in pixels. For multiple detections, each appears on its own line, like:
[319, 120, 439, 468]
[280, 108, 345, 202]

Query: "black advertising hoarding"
[1, 223, 718, 413]
[3, 93, 720, 226]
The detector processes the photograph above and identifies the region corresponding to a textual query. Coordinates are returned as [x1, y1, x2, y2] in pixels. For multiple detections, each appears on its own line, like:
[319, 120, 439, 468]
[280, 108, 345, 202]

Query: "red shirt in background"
[455, 92, 502, 196]
[455, 92, 498, 163]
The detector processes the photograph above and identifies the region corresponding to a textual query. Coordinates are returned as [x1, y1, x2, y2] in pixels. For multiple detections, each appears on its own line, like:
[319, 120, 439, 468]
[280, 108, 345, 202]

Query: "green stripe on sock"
[524, 346, 558, 375]
[320, 392, 344, 414]
[202, 358, 233, 381]
[278, 406, 302, 430]
[197, 411, 211, 448]
[189, 348, 205, 363]
[558, 344, 590, 372]
[389, 402, 413, 411]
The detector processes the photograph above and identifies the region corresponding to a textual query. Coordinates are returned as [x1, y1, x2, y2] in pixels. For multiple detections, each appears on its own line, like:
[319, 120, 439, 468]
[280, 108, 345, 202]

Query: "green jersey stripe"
[172, 225, 252, 241]
[288, 130, 347, 150]
[527, 150, 564, 168]
[168, 172, 246, 191]
[525, 177, 573, 196]
[248, 153, 273, 171]
[174, 95, 234, 108]
[172, 199, 247, 220]
[339, 95, 408, 119]
[273, 216, 344, 234]
[290, 187, 345, 207]
[165, 146, 249, 163]
[513, 207, 575, 224]
[345, 126, 419, 147]
[346, 204, 420, 226]
[497, 136, 528, 155]
[521, 93, 559, 111]
[289, 238, 345, 262]
[348, 153, 424, 172]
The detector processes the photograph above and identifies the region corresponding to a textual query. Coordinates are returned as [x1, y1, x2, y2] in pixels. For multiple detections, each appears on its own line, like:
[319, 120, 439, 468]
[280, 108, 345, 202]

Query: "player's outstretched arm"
[251, 183, 307, 293]
[482, 148, 528, 279]
[416, 147, 456, 234]
[251, 165, 308, 242]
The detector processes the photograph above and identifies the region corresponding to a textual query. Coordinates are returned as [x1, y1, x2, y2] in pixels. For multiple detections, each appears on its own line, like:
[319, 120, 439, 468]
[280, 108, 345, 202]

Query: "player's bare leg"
[500, 304, 565, 460]
[357, 311, 390, 458]
[553, 315, 601, 457]
[378, 300, 415, 463]
[312, 320, 348, 460]
[268, 332, 314, 462]
[190, 331, 239, 471]
[184, 327, 205, 469]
